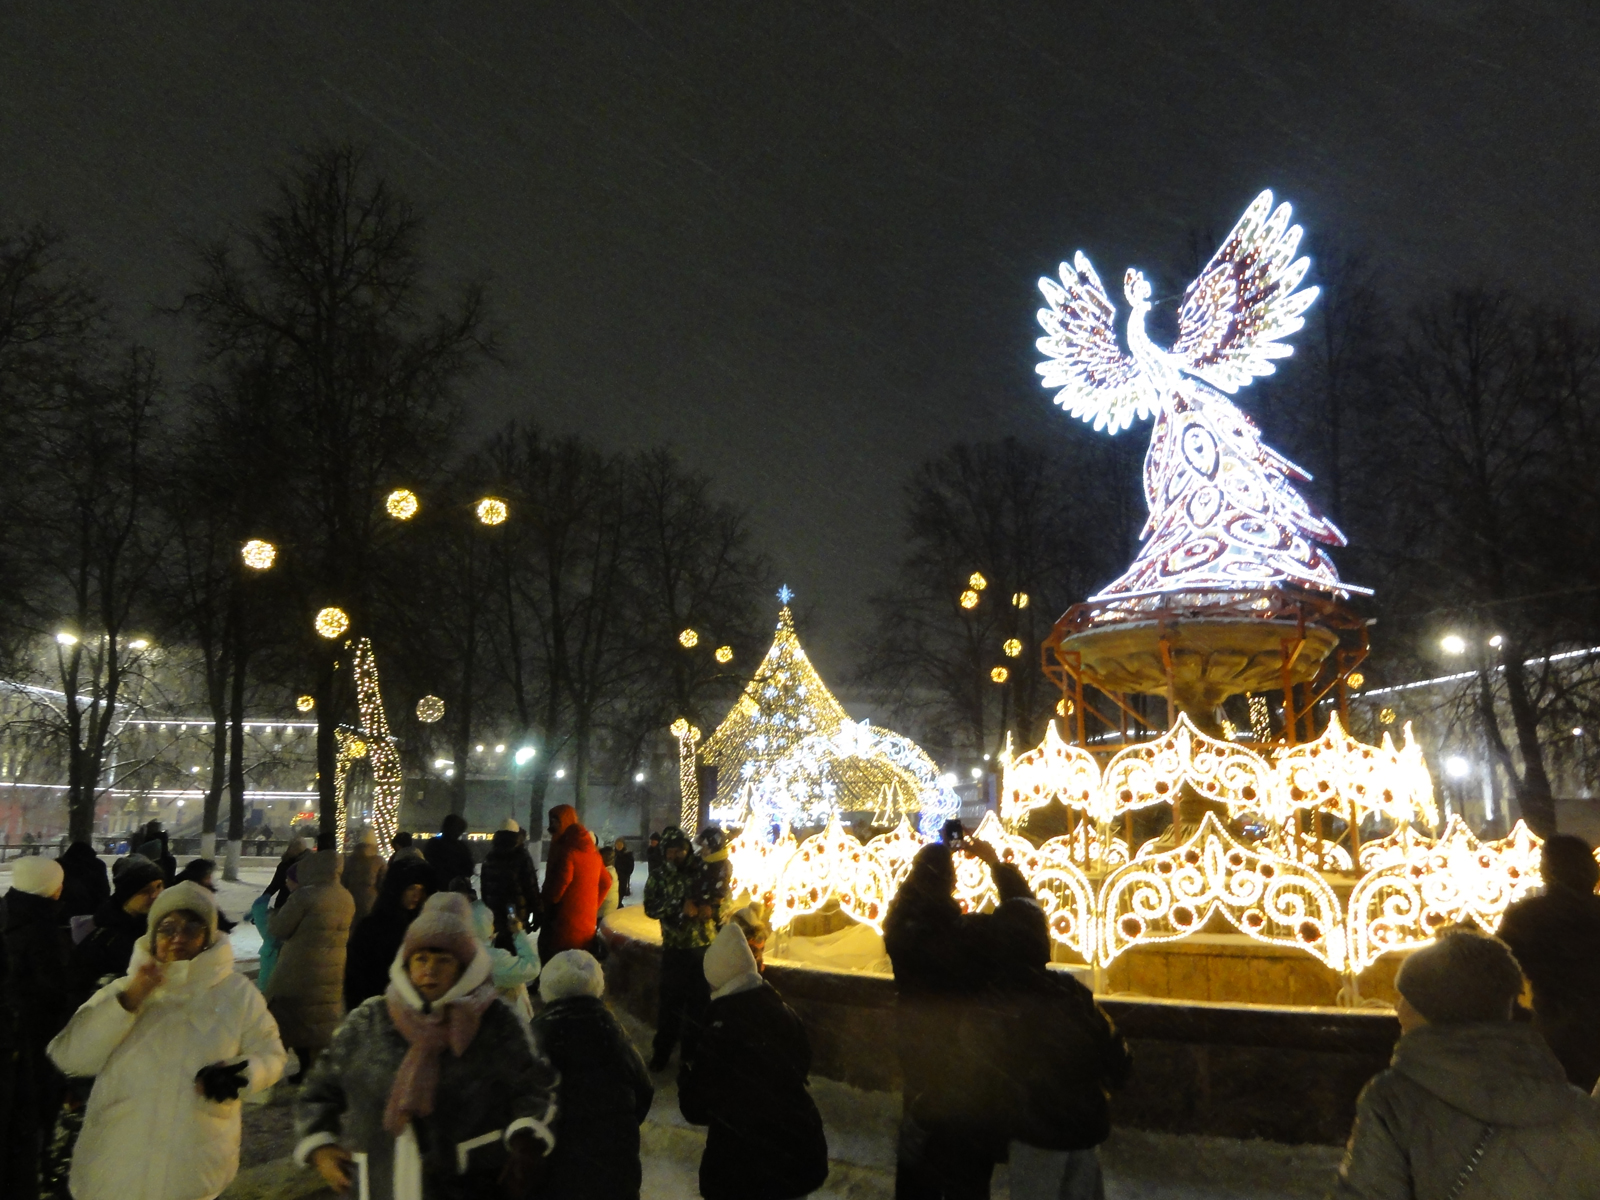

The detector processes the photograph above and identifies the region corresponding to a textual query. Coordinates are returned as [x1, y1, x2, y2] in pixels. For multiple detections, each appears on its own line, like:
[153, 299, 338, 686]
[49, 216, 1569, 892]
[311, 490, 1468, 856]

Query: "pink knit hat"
[399, 892, 482, 968]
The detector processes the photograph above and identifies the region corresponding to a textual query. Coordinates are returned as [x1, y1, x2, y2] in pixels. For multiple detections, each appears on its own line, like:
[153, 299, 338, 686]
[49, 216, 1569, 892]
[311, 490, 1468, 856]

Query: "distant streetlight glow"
[634, 771, 646, 783]
[1440, 634, 1467, 655]
[1445, 755, 1471, 779]
[554, 768, 566, 779]
[128, 638, 150, 651]
[1489, 634, 1505, 648]
[515, 746, 536, 765]
[55, 632, 77, 646]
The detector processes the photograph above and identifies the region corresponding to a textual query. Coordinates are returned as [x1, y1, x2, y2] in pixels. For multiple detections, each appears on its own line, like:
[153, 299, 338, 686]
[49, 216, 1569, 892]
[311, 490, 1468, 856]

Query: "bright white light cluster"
[696, 604, 957, 833]
[723, 799, 1566, 986]
[738, 719, 961, 836]
[1035, 191, 1366, 600]
[999, 713, 1436, 835]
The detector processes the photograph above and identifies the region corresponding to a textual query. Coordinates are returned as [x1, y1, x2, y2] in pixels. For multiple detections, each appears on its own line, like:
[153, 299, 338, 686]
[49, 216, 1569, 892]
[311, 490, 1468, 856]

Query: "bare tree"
[859, 437, 1129, 762]
[180, 143, 490, 848]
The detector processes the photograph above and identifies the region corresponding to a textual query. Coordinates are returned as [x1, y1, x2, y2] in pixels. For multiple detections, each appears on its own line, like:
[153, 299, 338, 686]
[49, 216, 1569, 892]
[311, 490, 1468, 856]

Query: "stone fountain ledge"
[602, 908, 1397, 1146]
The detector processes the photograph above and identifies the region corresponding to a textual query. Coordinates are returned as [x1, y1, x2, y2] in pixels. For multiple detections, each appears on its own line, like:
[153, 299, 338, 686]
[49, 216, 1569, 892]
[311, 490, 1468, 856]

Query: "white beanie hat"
[539, 949, 604, 1003]
[500, 817, 521, 832]
[147, 880, 219, 944]
[12, 856, 64, 898]
[703, 921, 763, 1000]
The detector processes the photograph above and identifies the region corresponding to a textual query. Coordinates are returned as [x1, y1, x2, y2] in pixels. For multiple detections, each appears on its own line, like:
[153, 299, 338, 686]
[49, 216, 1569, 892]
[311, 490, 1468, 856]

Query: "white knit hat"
[11, 856, 64, 898]
[538, 949, 605, 1003]
[147, 880, 219, 944]
[500, 817, 521, 832]
[703, 921, 763, 1000]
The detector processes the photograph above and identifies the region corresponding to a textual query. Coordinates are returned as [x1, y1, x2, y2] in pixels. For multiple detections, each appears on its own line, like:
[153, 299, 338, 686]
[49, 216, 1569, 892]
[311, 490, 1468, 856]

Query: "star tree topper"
[1035, 190, 1367, 600]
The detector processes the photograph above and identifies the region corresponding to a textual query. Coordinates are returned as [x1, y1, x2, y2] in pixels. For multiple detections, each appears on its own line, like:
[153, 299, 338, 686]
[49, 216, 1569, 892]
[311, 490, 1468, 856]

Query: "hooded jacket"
[295, 950, 558, 1200]
[1333, 1022, 1600, 1199]
[468, 900, 539, 1022]
[1498, 883, 1600, 1091]
[678, 925, 829, 1200]
[530, 953, 654, 1200]
[345, 859, 438, 1011]
[48, 900, 286, 1200]
[266, 851, 356, 1051]
[342, 841, 386, 928]
[540, 807, 610, 955]
[58, 842, 110, 920]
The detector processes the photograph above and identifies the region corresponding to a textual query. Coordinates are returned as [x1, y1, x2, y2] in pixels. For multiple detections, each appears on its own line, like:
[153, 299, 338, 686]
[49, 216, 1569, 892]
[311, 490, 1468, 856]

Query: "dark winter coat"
[530, 996, 653, 1199]
[1497, 883, 1600, 1091]
[678, 981, 829, 1200]
[613, 848, 635, 899]
[646, 842, 663, 876]
[422, 832, 476, 889]
[0, 888, 71, 1200]
[66, 900, 147, 1009]
[266, 851, 355, 1051]
[972, 896, 1130, 1150]
[883, 852, 1019, 1147]
[479, 832, 543, 937]
[692, 849, 732, 918]
[58, 844, 110, 921]
[541, 808, 610, 955]
[342, 858, 437, 1010]
[295, 994, 558, 1200]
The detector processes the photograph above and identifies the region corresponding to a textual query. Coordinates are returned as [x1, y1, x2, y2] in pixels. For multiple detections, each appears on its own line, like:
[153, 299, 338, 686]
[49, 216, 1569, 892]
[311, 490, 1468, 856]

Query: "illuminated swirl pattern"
[1099, 813, 1346, 970]
[1101, 715, 1277, 820]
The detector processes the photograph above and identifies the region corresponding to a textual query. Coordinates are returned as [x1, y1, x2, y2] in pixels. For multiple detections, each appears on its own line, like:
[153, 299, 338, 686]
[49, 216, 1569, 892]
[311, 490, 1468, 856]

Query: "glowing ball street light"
[1003, 638, 1023, 658]
[959, 590, 980, 610]
[416, 695, 445, 724]
[990, 665, 1010, 684]
[386, 489, 420, 520]
[714, 644, 734, 664]
[314, 607, 350, 639]
[475, 497, 508, 526]
[240, 539, 277, 570]
[296, 694, 315, 713]
[679, 628, 700, 648]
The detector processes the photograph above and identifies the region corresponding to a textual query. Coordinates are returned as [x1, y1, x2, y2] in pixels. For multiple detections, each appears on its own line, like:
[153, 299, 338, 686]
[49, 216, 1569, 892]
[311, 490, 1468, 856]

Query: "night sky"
[5, 2, 1598, 674]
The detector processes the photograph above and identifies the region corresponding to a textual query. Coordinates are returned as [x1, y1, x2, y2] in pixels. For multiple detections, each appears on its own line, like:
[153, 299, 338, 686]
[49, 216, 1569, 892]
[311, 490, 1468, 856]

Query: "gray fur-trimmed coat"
[295, 995, 558, 1200]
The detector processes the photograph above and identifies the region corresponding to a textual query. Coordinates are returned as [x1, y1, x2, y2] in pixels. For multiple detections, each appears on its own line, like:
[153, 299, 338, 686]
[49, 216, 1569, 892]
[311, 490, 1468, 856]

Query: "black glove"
[195, 1060, 251, 1102]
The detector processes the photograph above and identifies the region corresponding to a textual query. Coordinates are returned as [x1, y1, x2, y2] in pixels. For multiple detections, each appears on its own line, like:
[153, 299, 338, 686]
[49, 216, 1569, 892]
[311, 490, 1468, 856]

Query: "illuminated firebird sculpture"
[1036, 190, 1368, 600]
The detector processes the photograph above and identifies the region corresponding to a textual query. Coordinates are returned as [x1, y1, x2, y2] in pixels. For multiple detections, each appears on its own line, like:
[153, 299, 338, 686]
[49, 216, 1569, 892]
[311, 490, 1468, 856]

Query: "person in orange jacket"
[538, 805, 611, 962]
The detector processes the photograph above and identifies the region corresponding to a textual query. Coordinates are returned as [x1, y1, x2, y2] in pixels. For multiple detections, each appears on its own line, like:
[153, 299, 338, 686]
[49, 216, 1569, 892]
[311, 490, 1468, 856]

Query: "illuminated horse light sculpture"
[1036, 190, 1368, 602]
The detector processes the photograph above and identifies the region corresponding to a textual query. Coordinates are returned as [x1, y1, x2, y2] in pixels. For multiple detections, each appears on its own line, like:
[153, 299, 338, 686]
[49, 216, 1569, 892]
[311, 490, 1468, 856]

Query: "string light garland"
[1248, 694, 1273, 741]
[240, 539, 277, 570]
[678, 628, 700, 649]
[333, 637, 404, 851]
[475, 497, 508, 526]
[385, 489, 420, 520]
[314, 607, 350, 639]
[415, 695, 445, 724]
[1036, 190, 1368, 602]
[674, 721, 702, 835]
[715, 645, 734, 664]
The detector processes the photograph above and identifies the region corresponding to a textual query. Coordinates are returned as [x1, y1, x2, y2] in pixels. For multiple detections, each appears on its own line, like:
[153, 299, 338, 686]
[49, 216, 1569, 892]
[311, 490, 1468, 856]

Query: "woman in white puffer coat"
[48, 880, 286, 1200]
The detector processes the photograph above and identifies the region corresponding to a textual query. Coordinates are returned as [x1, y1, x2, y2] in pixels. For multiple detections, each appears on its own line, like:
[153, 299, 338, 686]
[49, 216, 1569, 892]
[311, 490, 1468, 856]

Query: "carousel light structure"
[711, 192, 1589, 1005]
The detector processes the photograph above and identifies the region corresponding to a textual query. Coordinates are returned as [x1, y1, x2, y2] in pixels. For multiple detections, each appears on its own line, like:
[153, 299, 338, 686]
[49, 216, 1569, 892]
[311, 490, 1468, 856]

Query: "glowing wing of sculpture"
[1037, 191, 1368, 599]
[1035, 252, 1161, 435]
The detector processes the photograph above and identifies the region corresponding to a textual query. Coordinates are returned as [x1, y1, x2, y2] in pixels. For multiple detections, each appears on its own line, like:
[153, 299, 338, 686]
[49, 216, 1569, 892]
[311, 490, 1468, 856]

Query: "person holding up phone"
[48, 881, 286, 1200]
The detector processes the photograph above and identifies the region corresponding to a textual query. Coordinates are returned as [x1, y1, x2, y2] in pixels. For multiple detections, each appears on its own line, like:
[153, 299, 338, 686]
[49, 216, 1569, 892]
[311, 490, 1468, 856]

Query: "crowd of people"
[0, 815, 1596, 1200]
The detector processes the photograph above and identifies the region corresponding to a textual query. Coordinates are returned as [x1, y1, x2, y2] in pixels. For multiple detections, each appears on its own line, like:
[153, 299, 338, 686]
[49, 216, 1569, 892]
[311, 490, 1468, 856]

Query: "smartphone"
[941, 818, 965, 846]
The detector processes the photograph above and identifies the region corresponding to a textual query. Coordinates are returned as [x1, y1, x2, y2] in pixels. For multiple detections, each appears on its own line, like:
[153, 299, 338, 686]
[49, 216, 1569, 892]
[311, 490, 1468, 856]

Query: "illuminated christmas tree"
[700, 593, 851, 815]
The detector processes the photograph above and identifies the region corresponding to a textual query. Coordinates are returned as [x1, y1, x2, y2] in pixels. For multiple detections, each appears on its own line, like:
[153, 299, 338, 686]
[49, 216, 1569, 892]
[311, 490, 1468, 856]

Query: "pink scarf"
[382, 980, 498, 1136]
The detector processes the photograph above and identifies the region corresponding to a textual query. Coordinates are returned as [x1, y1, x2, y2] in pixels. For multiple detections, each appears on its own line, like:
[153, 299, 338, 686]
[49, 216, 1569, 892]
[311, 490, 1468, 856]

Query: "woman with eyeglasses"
[47, 880, 286, 1200]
